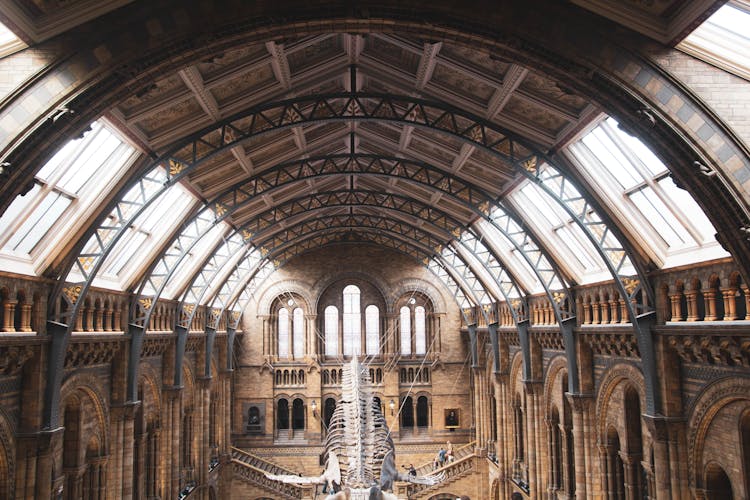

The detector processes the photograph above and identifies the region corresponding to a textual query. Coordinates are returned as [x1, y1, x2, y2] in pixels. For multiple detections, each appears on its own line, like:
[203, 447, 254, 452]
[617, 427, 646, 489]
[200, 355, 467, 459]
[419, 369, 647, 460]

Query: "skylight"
[565, 116, 728, 270]
[678, 1, 750, 81]
[0, 21, 25, 57]
[0, 121, 138, 274]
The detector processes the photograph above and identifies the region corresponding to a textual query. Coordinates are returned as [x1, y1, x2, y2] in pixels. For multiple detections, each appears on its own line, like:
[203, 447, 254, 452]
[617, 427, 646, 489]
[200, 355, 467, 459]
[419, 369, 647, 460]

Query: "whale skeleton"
[264, 357, 444, 498]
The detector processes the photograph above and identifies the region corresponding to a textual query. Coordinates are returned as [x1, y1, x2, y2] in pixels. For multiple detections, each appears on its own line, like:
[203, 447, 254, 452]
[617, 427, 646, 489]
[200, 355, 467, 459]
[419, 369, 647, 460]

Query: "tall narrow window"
[365, 305, 380, 355]
[278, 308, 289, 358]
[415, 306, 426, 355]
[325, 305, 339, 356]
[293, 307, 304, 358]
[343, 285, 361, 356]
[400, 306, 411, 355]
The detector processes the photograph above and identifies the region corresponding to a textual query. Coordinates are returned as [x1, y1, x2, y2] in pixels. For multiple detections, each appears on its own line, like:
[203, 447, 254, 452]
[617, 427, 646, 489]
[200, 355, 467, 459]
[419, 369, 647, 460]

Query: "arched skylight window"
[342, 285, 361, 356]
[679, 0, 750, 81]
[278, 308, 289, 358]
[0, 121, 138, 275]
[324, 305, 339, 357]
[400, 306, 411, 355]
[365, 305, 380, 356]
[415, 306, 426, 355]
[293, 307, 304, 358]
[565, 117, 727, 269]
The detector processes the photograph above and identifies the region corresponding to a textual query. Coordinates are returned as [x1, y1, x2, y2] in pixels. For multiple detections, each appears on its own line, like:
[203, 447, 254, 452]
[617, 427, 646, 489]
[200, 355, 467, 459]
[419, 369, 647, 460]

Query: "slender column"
[103, 308, 113, 331]
[743, 286, 750, 320]
[94, 303, 104, 331]
[601, 298, 610, 324]
[524, 381, 540, 496]
[2, 299, 17, 331]
[567, 393, 591, 499]
[121, 403, 137, 500]
[644, 416, 672, 500]
[21, 302, 32, 331]
[703, 289, 717, 321]
[171, 390, 181, 497]
[721, 288, 737, 320]
[684, 291, 699, 321]
[609, 299, 619, 323]
[591, 300, 601, 324]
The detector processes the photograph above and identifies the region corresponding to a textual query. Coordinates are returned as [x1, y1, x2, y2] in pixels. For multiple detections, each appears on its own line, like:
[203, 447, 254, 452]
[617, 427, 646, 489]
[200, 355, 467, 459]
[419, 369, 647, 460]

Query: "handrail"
[231, 457, 309, 499]
[403, 452, 476, 498]
[231, 446, 298, 476]
[414, 440, 476, 475]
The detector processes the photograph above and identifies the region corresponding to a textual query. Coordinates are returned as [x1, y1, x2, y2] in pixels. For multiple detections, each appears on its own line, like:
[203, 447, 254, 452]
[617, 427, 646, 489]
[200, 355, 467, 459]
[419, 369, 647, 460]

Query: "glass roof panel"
[565, 116, 728, 268]
[678, 1, 750, 80]
[0, 121, 138, 271]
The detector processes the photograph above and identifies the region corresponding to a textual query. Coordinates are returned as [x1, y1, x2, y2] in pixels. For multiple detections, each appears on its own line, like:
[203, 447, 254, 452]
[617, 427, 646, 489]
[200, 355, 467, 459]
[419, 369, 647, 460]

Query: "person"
[401, 463, 416, 477]
[446, 441, 454, 463]
[437, 447, 446, 468]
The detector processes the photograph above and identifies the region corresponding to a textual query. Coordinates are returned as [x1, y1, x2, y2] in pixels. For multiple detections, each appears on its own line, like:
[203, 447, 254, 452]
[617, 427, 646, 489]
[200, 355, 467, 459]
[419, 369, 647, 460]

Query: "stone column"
[721, 287, 737, 320]
[21, 302, 33, 331]
[644, 416, 672, 500]
[2, 299, 17, 331]
[567, 393, 592, 499]
[121, 402, 137, 500]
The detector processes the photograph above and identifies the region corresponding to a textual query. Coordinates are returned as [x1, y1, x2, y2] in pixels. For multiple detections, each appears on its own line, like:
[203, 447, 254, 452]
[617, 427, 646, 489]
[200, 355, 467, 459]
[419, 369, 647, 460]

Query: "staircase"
[413, 441, 476, 475]
[231, 447, 312, 499]
[401, 445, 481, 499]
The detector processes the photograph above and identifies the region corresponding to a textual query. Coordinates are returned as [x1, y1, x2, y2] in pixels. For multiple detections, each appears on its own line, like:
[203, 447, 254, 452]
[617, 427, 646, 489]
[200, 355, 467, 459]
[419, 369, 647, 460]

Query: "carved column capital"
[565, 392, 594, 412]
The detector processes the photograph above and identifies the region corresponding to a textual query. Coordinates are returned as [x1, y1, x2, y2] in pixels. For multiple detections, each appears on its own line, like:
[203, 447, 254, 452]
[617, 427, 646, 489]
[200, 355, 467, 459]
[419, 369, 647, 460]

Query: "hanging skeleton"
[265, 357, 444, 498]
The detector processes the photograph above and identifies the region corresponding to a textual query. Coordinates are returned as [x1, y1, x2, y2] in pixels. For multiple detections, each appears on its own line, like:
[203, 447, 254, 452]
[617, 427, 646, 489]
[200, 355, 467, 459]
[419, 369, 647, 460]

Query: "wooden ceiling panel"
[211, 64, 277, 109]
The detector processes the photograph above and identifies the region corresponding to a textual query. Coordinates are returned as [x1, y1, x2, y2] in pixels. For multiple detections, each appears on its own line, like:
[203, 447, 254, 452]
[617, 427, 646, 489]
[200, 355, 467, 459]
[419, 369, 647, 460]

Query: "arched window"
[324, 305, 339, 356]
[343, 285, 361, 355]
[415, 306, 426, 354]
[324, 398, 336, 429]
[417, 396, 429, 427]
[401, 396, 414, 428]
[705, 463, 733, 500]
[277, 399, 289, 430]
[293, 307, 304, 358]
[292, 398, 305, 430]
[400, 306, 411, 355]
[365, 304, 380, 355]
[278, 308, 289, 358]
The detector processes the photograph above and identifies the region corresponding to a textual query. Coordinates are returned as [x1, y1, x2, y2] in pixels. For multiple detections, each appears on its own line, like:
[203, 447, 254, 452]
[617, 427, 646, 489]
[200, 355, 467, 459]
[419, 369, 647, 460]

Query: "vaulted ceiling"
[0, 0, 733, 327]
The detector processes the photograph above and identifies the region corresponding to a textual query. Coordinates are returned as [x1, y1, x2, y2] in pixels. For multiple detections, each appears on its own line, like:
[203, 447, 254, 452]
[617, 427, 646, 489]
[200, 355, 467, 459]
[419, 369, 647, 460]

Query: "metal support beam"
[43, 320, 68, 429]
[226, 327, 236, 371]
[126, 323, 146, 402]
[488, 322, 501, 374]
[204, 327, 216, 378]
[517, 320, 532, 382]
[559, 317, 579, 394]
[468, 324, 479, 369]
[174, 325, 189, 387]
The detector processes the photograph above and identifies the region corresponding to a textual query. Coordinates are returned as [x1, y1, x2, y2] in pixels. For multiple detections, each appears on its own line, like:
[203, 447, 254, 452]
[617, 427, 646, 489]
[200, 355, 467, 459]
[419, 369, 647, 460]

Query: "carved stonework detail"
[535, 330, 565, 351]
[186, 336, 203, 352]
[65, 340, 121, 368]
[668, 335, 750, 367]
[0, 344, 34, 376]
[584, 332, 640, 358]
[142, 337, 171, 357]
[500, 330, 520, 347]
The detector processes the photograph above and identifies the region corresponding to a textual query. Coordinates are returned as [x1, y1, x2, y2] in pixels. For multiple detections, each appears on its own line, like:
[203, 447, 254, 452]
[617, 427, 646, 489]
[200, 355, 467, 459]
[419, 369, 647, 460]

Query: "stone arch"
[138, 363, 162, 417]
[255, 279, 315, 315]
[509, 350, 524, 397]
[595, 363, 647, 441]
[312, 271, 390, 313]
[0, 407, 15, 499]
[687, 376, 750, 492]
[182, 361, 196, 409]
[59, 373, 109, 454]
[389, 278, 448, 315]
[543, 355, 569, 415]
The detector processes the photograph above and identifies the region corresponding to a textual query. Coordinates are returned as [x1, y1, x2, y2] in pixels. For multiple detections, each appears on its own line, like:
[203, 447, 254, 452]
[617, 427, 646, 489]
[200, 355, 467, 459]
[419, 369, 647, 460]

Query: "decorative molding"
[64, 340, 120, 368]
[668, 334, 750, 367]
